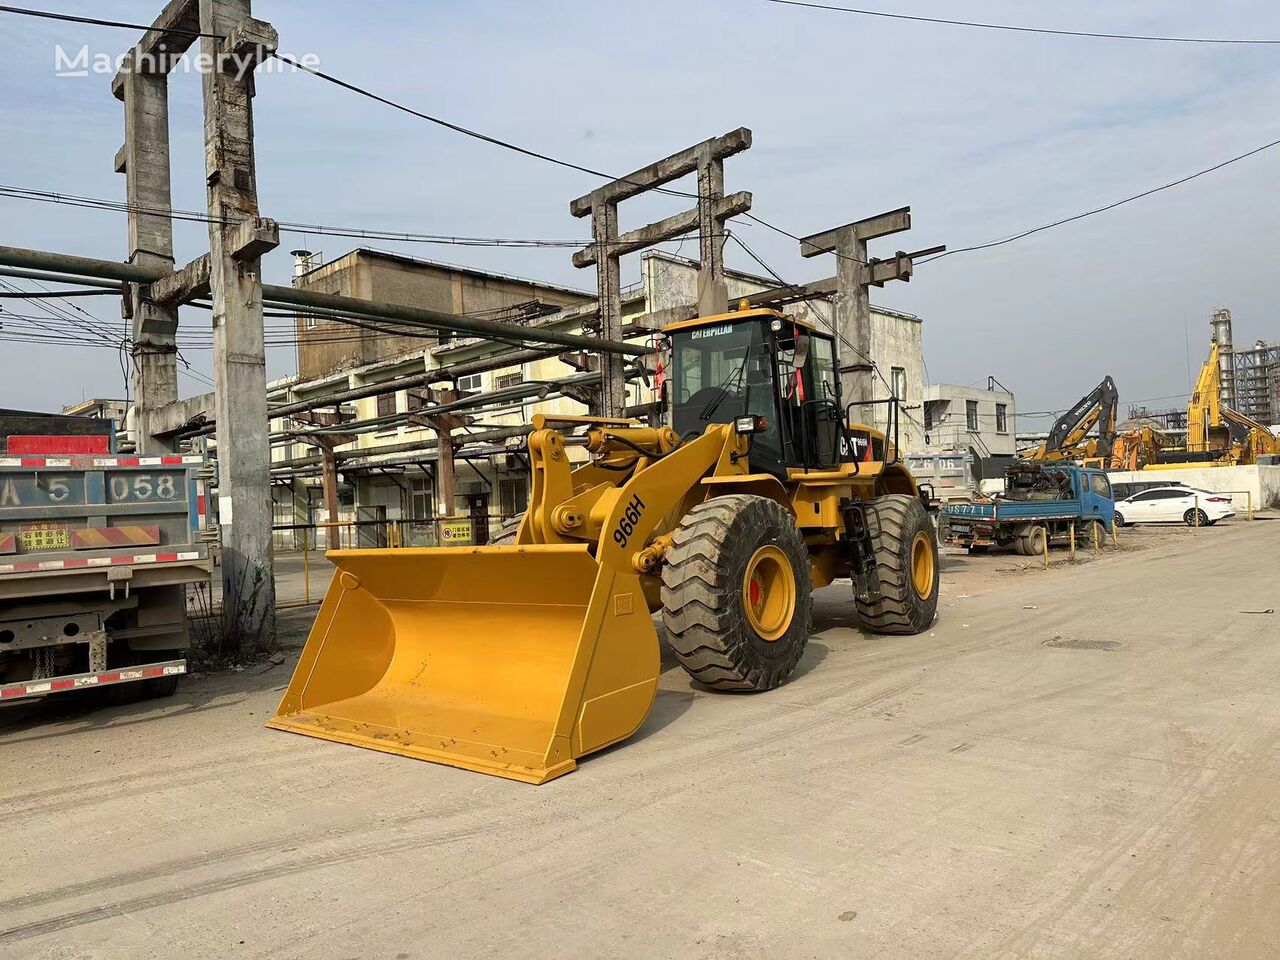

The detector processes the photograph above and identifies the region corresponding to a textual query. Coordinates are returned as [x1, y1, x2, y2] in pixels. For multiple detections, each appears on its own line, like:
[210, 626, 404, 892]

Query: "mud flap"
[267, 544, 660, 784]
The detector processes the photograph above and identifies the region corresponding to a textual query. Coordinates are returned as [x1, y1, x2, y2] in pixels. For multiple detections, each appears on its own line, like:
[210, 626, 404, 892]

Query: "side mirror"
[792, 332, 810, 370]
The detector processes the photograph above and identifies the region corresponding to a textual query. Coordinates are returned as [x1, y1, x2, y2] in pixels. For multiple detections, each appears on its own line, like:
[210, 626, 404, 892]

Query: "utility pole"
[571, 128, 753, 416]
[199, 0, 280, 650]
[799, 208, 941, 410]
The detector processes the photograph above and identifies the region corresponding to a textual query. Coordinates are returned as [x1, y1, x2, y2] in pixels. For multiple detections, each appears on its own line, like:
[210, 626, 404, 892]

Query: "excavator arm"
[1024, 376, 1118, 462]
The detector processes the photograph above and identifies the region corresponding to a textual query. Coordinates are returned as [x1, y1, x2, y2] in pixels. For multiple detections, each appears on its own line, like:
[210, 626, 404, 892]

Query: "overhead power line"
[267, 53, 835, 254]
[763, 0, 1280, 44]
[921, 134, 1280, 263]
[0, 3, 221, 38]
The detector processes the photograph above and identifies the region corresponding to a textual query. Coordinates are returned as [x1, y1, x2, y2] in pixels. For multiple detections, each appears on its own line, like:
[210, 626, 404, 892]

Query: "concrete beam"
[149, 254, 211, 304]
[620, 304, 698, 337]
[228, 217, 280, 261]
[572, 192, 752, 267]
[111, 0, 201, 100]
[150, 393, 216, 436]
[569, 128, 751, 216]
[799, 207, 911, 258]
[221, 16, 278, 74]
[743, 276, 838, 308]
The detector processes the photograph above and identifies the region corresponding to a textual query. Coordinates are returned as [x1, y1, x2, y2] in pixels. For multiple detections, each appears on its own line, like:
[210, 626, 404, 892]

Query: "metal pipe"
[0, 245, 164, 284]
[0, 243, 648, 355]
[0, 266, 127, 290]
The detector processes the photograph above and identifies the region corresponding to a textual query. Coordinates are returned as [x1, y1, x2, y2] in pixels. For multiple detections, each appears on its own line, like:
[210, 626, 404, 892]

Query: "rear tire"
[661, 495, 812, 691]
[1017, 524, 1048, 557]
[854, 495, 939, 635]
[1184, 509, 1209, 527]
[1113, 511, 1126, 528]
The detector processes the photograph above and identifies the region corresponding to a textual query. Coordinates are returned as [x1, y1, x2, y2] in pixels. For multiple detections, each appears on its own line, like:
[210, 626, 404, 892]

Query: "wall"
[921, 383, 1017, 456]
[1108, 464, 1280, 511]
[295, 249, 592, 379]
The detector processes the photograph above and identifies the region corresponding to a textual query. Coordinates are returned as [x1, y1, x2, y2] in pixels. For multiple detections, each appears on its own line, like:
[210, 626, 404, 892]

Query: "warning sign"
[18, 521, 71, 552]
[439, 521, 472, 545]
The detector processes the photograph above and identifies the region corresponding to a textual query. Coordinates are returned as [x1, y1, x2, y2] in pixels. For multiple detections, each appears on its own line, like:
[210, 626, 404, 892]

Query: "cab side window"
[1089, 473, 1111, 498]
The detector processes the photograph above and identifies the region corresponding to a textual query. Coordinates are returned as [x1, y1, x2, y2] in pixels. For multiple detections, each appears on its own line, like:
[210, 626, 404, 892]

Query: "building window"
[890, 366, 906, 400]
[923, 403, 933, 431]
[995, 403, 1008, 433]
[410, 477, 433, 519]
[966, 400, 979, 432]
[376, 393, 396, 418]
[499, 477, 528, 518]
[495, 371, 523, 391]
[457, 373, 483, 393]
[407, 390, 427, 412]
[304, 315, 317, 330]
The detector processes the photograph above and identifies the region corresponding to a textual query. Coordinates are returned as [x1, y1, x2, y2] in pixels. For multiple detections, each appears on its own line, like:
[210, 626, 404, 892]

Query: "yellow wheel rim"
[742, 545, 796, 641]
[910, 531, 935, 600]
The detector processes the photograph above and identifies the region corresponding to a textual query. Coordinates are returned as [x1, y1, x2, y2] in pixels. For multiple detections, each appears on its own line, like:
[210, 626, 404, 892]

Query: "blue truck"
[940, 463, 1115, 555]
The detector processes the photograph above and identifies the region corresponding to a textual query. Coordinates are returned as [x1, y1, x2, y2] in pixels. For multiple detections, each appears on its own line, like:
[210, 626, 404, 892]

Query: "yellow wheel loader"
[269, 307, 940, 783]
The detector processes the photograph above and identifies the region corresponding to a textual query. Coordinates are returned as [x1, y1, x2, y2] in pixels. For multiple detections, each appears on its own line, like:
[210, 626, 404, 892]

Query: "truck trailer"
[0, 428, 213, 703]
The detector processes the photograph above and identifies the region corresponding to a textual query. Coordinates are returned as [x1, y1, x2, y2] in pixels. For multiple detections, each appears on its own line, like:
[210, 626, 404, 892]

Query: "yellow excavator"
[1109, 424, 1170, 470]
[269, 306, 940, 783]
[1156, 338, 1280, 467]
[1021, 376, 1119, 464]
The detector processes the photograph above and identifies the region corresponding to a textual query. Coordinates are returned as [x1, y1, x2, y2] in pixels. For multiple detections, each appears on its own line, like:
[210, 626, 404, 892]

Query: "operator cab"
[664, 307, 874, 476]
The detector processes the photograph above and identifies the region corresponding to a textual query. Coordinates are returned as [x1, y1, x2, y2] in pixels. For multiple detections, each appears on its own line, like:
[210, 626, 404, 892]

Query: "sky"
[1, 0, 1278, 429]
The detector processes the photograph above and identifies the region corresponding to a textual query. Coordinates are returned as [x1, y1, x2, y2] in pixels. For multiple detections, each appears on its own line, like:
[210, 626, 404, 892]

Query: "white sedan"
[1113, 486, 1235, 527]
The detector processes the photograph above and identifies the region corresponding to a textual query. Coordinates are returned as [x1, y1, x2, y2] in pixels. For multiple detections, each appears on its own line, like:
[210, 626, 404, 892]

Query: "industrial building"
[920, 380, 1017, 457]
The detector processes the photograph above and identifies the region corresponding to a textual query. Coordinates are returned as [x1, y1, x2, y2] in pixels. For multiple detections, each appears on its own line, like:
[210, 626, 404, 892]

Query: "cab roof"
[661, 305, 820, 334]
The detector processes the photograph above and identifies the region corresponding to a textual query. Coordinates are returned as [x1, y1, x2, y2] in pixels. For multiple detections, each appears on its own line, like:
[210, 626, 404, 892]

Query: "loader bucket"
[267, 544, 660, 784]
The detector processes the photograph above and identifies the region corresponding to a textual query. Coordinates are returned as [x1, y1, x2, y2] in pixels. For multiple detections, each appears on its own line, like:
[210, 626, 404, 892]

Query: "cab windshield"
[669, 321, 775, 440]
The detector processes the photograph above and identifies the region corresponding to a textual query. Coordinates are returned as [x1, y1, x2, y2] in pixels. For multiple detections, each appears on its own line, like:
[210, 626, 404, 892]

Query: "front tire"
[661, 495, 812, 691]
[492, 514, 524, 545]
[854, 495, 939, 635]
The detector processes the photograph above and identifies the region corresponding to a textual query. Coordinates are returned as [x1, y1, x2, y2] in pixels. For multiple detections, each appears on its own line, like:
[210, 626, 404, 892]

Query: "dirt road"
[2, 521, 1278, 958]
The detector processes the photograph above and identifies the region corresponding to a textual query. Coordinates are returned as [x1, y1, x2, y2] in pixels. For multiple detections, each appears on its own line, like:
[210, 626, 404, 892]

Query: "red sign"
[7, 435, 111, 455]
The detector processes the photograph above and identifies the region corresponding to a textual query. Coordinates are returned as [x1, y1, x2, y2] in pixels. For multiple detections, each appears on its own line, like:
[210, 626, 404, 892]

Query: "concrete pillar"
[591, 202, 626, 417]
[199, 0, 280, 652]
[435, 429, 456, 518]
[117, 68, 179, 454]
[695, 153, 729, 319]
[834, 231, 873, 409]
[320, 444, 341, 550]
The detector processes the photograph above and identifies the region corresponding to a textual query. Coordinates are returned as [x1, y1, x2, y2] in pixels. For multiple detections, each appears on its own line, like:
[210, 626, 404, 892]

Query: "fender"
[700, 473, 794, 514]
